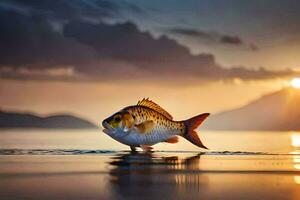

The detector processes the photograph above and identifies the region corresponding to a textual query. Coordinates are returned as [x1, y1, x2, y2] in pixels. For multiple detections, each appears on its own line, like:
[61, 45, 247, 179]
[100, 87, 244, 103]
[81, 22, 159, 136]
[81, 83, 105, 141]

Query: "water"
[0, 129, 300, 200]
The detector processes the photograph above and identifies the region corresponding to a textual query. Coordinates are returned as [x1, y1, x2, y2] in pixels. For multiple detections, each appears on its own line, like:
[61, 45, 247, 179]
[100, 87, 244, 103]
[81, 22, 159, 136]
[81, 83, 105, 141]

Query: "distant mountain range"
[203, 87, 300, 131]
[0, 111, 98, 129]
[2, 87, 300, 130]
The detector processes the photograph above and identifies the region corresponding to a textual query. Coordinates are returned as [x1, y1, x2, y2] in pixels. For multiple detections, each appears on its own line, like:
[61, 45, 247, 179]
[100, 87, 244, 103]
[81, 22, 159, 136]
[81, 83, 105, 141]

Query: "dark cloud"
[0, 8, 97, 67]
[7, 0, 118, 21]
[166, 27, 259, 51]
[220, 35, 243, 45]
[167, 28, 214, 43]
[249, 44, 259, 51]
[0, 1, 294, 81]
[64, 21, 190, 63]
[167, 28, 213, 39]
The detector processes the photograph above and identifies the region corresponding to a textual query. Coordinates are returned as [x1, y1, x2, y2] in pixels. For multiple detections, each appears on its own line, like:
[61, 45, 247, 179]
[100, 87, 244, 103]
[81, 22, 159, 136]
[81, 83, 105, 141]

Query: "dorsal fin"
[137, 98, 173, 120]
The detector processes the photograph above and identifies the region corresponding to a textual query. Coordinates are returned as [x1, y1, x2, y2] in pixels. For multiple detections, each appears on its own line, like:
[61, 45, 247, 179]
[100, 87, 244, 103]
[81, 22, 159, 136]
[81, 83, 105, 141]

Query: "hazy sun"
[290, 78, 300, 89]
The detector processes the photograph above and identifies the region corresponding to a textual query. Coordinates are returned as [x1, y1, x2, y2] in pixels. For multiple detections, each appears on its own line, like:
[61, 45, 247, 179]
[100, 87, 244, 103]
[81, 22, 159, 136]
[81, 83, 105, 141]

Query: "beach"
[2, 1, 300, 199]
[0, 130, 300, 200]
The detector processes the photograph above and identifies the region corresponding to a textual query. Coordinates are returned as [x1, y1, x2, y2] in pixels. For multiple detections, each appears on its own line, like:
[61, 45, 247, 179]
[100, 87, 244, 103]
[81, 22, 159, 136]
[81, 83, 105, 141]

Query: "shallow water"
[0, 130, 300, 200]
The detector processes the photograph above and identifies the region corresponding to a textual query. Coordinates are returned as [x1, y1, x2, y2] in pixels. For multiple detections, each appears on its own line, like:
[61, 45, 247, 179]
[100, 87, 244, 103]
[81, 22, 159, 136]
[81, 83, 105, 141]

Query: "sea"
[0, 129, 299, 200]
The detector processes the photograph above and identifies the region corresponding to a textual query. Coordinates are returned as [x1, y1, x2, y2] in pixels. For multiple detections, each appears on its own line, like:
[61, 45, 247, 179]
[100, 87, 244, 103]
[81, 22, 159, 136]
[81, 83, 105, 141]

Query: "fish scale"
[128, 106, 181, 136]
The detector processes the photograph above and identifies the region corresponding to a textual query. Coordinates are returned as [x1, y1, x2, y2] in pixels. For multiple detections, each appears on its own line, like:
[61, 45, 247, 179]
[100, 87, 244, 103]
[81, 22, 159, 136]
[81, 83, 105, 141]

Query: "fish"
[102, 98, 210, 151]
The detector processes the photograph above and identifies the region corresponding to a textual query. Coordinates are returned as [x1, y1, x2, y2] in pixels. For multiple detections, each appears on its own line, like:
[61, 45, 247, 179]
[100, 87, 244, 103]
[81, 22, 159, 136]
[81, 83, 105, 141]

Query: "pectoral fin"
[135, 120, 154, 134]
[164, 136, 179, 144]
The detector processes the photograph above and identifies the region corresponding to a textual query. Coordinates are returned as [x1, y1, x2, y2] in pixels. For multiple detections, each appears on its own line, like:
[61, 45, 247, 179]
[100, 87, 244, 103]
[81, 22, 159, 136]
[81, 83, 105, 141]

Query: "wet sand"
[1, 150, 300, 200]
[1, 130, 300, 200]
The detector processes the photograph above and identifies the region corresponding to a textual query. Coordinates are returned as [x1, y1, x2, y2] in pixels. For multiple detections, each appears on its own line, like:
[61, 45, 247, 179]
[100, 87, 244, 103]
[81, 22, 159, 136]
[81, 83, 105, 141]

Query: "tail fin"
[183, 113, 210, 149]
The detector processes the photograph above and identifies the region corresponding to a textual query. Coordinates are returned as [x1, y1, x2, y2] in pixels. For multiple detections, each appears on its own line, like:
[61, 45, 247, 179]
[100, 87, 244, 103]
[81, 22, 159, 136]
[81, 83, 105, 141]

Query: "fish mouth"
[102, 121, 115, 133]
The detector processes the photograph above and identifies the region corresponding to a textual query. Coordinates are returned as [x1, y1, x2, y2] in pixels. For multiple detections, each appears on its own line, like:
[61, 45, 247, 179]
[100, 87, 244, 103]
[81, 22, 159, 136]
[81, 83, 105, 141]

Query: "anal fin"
[140, 145, 153, 152]
[164, 136, 179, 144]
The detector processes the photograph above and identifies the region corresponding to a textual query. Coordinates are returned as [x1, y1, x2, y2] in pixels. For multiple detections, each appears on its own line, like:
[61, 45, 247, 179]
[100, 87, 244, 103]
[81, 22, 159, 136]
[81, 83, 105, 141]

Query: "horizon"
[1, 84, 300, 132]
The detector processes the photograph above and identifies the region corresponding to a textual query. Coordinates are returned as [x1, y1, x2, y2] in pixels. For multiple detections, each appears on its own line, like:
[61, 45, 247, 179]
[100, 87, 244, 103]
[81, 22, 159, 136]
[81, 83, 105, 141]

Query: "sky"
[0, 0, 300, 123]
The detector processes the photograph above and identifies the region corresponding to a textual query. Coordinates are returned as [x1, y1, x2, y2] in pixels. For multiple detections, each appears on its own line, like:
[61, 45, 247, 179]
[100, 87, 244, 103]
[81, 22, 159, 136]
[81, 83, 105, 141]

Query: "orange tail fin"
[183, 113, 210, 149]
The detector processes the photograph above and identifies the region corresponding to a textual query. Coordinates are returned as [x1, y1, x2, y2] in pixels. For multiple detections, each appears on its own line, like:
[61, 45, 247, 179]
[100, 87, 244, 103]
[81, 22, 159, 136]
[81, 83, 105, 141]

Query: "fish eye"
[114, 115, 121, 122]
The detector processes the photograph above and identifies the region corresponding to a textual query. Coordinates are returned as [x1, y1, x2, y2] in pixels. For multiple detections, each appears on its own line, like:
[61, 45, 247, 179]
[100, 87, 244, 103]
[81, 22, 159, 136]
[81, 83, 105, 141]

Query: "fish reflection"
[108, 152, 209, 199]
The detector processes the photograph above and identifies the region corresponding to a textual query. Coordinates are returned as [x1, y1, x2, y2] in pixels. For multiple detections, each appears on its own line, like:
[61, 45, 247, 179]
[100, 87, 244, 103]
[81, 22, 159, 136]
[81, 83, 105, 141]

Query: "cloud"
[220, 35, 243, 45]
[249, 44, 259, 51]
[167, 28, 213, 39]
[0, 1, 295, 81]
[6, 0, 118, 21]
[0, 8, 98, 67]
[167, 27, 259, 51]
[63, 20, 190, 64]
[168, 28, 242, 44]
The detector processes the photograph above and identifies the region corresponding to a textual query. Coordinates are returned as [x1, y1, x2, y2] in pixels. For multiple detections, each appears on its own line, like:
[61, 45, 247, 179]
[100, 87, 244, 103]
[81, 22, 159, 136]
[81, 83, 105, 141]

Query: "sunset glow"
[1, 1, 300, 200]
[294, 176, 300, 184]
[291, 134, 300, 148]
[290, 78, 300, 89]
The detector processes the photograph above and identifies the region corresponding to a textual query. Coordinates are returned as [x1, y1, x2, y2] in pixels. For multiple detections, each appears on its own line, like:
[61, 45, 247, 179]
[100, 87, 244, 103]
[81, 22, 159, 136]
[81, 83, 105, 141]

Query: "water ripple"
[0, 149, 292, 156]
[0, 149, 116, 155]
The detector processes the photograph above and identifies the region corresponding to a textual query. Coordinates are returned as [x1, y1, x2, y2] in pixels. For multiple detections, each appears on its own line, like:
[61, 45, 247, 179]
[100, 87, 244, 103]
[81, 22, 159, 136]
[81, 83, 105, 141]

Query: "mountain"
[0, 111, 98, 129]
[203, 87, 300, 131]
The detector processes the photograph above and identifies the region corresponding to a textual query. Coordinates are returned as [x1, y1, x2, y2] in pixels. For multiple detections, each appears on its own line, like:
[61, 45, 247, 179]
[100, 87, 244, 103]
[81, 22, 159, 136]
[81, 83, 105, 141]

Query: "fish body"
[102, 98, 209, 151]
